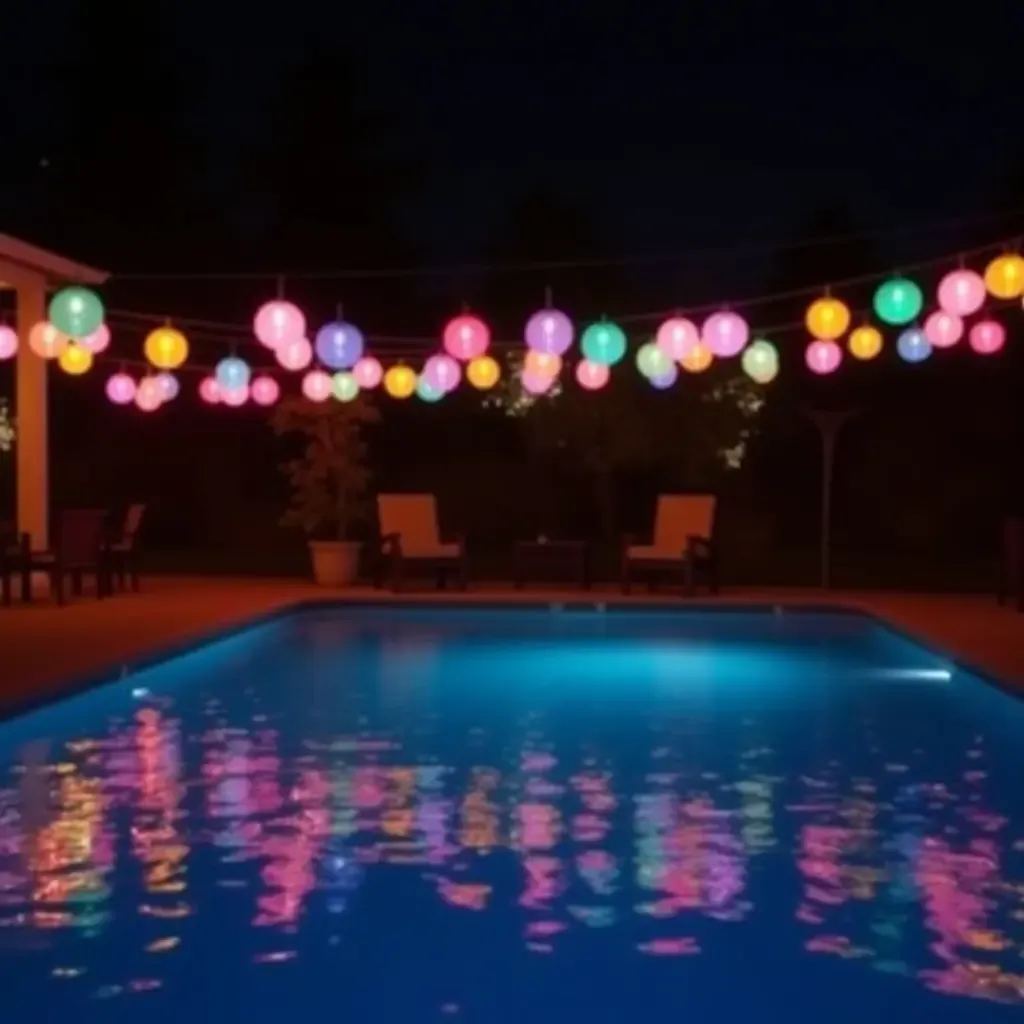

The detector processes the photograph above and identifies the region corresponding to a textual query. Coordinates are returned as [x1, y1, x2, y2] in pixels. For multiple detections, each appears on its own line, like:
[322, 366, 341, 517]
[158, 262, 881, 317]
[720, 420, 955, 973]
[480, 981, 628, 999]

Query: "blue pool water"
[1, 606, 1024, 1022]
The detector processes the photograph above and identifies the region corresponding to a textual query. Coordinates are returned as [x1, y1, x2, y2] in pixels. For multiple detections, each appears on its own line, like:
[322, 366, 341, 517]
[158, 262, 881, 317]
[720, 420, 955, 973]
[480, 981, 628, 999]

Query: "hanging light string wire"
[95, 232, 1022, 354]
[107, 206, 1024, 282]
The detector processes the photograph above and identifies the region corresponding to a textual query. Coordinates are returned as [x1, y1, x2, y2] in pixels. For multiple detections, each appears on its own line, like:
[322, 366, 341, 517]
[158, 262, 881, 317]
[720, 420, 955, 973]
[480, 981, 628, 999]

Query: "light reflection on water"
[0, 608, 1023, 1019]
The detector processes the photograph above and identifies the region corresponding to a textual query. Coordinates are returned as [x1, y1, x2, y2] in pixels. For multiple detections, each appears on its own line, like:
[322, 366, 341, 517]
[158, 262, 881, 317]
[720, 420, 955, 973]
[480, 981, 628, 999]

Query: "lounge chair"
[25, 508, 112, 604]
[621, 494, 719, 596]
[108, 503, 146, 592]
[376, 493, 468, 591]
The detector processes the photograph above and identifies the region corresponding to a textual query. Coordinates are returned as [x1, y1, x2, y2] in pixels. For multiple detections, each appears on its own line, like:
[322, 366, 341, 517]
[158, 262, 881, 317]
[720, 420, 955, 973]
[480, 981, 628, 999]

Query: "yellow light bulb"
[806, 297, 851, 341]
[848, 325, 883, 361]
[58, 343, 93, 376]
[984, 254, 1024, 300]
[384, 365, 416, 399]
[466, 355, 500, 390]
[143, 326, 189, 370]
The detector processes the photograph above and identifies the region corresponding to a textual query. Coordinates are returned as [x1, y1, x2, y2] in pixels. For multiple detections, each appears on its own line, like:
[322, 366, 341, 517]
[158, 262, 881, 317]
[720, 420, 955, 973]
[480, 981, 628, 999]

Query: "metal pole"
[821, 430, 834, 591]
[804, 408, 858, 592]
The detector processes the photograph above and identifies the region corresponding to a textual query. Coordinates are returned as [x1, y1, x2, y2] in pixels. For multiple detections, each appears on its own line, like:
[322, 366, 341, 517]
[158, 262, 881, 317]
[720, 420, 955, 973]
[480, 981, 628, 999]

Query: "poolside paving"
[0, 577, 1022, 713]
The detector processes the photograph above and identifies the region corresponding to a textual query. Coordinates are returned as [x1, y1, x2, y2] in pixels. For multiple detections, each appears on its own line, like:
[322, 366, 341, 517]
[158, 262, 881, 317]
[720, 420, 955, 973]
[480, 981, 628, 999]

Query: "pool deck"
[0, 577, 1022, 713]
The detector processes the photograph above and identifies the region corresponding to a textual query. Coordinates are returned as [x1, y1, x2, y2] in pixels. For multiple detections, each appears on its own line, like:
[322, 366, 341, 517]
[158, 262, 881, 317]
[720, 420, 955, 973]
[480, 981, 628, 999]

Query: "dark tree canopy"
[473, 182, 759, 539]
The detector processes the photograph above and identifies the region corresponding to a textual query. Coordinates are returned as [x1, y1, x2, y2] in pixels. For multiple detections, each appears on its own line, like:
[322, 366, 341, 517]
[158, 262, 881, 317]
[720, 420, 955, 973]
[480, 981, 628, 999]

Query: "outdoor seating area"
[369, 491, 717, 594]
[0, 503, 144, 605]
[375, 492, 469, 591]
[621, 493, 719, 595]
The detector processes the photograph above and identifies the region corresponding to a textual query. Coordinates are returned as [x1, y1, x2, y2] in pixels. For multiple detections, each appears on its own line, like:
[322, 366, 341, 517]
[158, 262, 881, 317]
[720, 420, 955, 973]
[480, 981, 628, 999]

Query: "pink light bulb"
[0, 326, 17, 360]
[79, 323, 110, 354]
[352, 355, 383, 389]
[250, 376, 281, 406]
[301, 369, 332, 401]
[655, 316, 700, 360]
[155, 371, 179, 400]
[199, 376, 221, 404]
[221, 384, 249, 407]
[923, 310, 963, 349]
[135, 376, 164, 412]
[937, 270, 985, 317]
[701, 311, 749, 357]
[254, 300, 306, 349]
[575, 359, 610, 390]
[805, 339, 842, 375]
[105, 372, 137, 405]
[275, 336, 313, 371]
[521, 368, 555, 395]
[968, 319, 1006, 355]
[422, 353, 461, 393]
[443, 314, 490, 361]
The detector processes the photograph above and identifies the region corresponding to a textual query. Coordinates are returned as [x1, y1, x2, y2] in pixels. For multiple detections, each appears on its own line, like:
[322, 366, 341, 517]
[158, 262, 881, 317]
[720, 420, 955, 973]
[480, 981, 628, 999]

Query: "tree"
[272, 395, 380, 541]
[519, 357, 761, 540]
[478, 183, 759, 540]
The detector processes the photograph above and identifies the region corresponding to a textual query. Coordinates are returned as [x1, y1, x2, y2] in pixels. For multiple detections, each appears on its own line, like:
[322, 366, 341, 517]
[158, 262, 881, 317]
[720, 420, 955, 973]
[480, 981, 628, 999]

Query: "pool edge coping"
[0, 595, 1017, 724]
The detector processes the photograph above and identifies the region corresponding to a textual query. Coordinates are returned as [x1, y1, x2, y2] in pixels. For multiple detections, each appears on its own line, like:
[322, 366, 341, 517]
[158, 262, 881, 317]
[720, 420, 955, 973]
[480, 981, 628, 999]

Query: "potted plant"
[272, 392, 379, 586]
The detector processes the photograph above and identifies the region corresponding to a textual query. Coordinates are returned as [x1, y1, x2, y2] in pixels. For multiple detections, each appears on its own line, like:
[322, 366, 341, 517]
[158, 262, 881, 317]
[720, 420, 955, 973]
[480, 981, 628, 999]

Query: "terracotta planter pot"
[308, 540, 361, 587]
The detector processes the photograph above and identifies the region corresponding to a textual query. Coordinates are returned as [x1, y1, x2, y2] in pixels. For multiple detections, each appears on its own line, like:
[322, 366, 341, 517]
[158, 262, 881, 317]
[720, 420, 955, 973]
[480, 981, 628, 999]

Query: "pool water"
[1, 606, 1024, 1022]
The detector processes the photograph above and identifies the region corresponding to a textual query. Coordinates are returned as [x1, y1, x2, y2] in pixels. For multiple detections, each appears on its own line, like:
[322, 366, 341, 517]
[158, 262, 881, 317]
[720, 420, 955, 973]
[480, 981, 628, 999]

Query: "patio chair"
[26, 508, 113, 605]
[376, 493, 468, 591]
[107, 503, 146, 592]
[1, 523, 28, 606]
[621, 494, 719, 596]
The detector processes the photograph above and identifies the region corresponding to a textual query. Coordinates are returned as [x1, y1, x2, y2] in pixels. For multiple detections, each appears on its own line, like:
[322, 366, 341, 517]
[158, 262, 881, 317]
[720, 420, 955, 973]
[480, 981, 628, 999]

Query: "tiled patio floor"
[0, 577, 1022, 714]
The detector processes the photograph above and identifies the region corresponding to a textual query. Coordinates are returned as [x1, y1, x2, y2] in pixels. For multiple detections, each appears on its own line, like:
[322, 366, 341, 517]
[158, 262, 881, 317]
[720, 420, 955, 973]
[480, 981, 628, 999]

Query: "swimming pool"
[1, 604, 1023, 1022]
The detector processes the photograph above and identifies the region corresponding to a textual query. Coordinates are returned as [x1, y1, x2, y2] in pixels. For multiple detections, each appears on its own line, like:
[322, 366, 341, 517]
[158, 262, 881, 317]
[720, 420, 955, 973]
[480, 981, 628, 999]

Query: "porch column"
[15, 274, 48, 548]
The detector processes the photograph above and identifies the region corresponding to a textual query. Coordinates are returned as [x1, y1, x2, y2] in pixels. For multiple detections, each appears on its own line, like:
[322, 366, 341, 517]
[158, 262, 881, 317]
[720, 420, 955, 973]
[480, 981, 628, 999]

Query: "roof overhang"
[0, 233, 108, 288]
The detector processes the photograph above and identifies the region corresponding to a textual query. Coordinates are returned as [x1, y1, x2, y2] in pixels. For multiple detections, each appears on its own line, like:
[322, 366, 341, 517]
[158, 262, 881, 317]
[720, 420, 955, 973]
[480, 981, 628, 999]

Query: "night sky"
[2, 0, 1024, 553]
[11, 0, 1024, 290]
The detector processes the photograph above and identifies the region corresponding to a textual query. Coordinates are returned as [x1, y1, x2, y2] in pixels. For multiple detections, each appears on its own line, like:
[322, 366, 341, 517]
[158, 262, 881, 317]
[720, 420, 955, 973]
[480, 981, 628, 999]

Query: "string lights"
[0, 326, 16, 360]
[523, 308, 572, 356]
[848, 325, 883, 361]
[0, 236, 1020, 413]
[443, 313, 491, 361]
[580, 320, 627, 366]
[741, 340, 779, 384]
[923, 311, 963, 349]
[48, 286, 104, 339]
[466, 355, 500, 390]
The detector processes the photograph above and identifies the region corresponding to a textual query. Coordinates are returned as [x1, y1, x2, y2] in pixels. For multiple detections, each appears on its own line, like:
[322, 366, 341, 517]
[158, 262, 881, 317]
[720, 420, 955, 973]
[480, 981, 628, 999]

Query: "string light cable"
[107, 206, 1024, 283]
